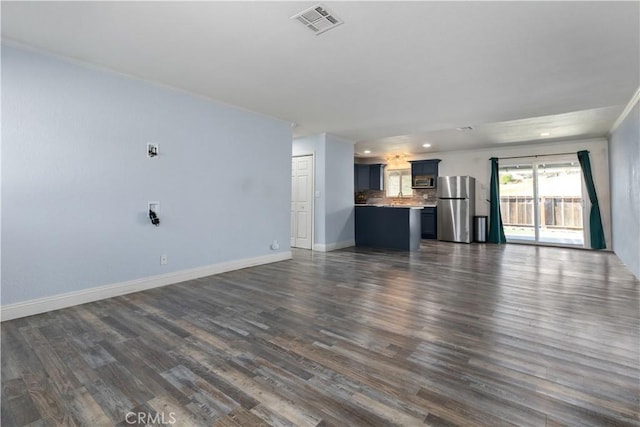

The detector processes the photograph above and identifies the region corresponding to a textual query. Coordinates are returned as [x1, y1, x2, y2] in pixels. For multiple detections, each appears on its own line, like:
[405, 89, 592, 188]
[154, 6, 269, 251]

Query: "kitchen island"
[355, 205, 422, 251]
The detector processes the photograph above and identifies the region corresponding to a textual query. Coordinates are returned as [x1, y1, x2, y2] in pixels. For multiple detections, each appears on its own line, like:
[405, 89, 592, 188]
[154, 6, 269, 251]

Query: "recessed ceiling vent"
[292, 4, 343, 35]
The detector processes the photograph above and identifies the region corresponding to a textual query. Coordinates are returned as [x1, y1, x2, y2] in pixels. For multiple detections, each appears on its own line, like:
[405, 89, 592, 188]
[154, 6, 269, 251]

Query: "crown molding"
[610, 86, 640, 134]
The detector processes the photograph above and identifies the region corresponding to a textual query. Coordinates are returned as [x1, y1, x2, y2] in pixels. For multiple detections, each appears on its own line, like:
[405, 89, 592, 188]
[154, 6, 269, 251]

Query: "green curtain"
[577, 150, 606, 249]
[488, 157, 506, 244]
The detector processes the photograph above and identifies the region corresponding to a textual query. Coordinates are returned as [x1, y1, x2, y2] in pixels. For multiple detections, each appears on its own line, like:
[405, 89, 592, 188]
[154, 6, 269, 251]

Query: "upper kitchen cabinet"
[354, 163, 386, 191]
[409, 159, 441, 189]
[355, 164, 369, 191]
[368, 164, 385, 191]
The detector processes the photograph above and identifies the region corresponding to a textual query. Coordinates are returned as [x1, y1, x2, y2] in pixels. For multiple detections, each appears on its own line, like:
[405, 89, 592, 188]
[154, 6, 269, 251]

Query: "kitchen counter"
[355, 204, 436, 208]
[355, 205, 421, 251]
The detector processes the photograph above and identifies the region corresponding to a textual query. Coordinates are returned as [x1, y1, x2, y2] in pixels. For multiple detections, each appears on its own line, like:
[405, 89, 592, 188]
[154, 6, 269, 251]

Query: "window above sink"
[386, 169, 413, 198]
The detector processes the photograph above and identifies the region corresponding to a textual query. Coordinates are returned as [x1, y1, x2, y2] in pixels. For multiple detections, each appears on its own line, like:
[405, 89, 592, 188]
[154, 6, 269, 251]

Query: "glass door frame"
[499, 154, 586, 247]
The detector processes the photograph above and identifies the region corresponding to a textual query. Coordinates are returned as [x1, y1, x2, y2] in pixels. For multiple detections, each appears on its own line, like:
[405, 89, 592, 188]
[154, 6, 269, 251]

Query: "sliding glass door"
[499, 163, 536, 241]
[537, 163, 584, 245]
[499, 160, 585, 246]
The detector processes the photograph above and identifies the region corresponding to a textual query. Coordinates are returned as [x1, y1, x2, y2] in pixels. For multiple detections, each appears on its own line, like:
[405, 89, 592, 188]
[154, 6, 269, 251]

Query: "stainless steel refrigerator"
[437, 176, 476, 243]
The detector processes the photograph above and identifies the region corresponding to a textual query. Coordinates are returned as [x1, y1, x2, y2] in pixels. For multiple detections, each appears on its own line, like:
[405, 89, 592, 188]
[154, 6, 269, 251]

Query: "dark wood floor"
[2, 242, 639, 426]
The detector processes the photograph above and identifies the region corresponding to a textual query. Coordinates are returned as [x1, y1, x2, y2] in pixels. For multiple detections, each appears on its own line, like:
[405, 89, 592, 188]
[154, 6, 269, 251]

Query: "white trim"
[313, 240, 355, 252]
[0, 251, 292, 322]
[610, 86, 640, 134]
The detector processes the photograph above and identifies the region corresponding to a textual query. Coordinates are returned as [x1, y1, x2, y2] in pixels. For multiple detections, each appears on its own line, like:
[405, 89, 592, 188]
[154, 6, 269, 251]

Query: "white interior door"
[291, 155, 313, 249]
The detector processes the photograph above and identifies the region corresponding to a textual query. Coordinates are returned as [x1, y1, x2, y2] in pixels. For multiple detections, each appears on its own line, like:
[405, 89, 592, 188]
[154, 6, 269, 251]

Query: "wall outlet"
[160, 254, 168, 265]
[423, 194, 429, 200]
[270, 240, 280, 250]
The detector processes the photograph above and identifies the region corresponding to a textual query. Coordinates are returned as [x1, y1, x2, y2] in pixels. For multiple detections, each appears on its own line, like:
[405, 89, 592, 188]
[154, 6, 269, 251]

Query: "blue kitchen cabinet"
[368, 164, 385, 191]
[409, 159, 441, 188]
[355, 206, 421, 251]
[354, 163, 385, 191]
[355, 164, 370, 190]
[410, 161, 424, 176]
[421, 207, 437, 239]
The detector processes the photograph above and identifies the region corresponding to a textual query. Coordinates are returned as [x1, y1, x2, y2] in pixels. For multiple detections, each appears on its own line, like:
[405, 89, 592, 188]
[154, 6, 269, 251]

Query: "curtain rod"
[492, 151, 582, 160]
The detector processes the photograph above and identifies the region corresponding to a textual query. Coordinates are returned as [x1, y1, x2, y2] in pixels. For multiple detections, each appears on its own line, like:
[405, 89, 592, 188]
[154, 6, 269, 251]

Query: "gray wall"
[2, 44, 292, 305]
[292, 133, 354, 249]
[324, 134, 355, 246]
[609, 101, 640, 278]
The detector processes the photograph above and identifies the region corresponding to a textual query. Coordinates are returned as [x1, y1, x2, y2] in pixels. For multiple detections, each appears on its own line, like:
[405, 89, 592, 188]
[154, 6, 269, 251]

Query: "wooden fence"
[500, 196, 583, 229]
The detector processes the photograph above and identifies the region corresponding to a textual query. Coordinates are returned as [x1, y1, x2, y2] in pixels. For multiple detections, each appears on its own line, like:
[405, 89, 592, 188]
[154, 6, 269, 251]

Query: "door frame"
[291, 153, 315, 250]
[499, 154, 586, 248]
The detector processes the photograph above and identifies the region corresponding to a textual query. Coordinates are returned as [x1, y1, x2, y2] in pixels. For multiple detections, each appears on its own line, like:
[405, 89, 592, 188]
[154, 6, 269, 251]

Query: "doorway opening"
[291, 155, 314, 249]
[499, 160, 585, 247]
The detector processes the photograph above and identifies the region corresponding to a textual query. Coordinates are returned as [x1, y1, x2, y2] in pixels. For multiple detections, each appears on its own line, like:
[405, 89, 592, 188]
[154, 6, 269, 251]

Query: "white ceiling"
[2, 1, 639, 158]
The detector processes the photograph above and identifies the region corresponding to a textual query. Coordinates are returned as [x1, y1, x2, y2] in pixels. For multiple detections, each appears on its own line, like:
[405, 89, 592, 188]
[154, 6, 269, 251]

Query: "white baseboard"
[313, 240, 355, 252]
[0, 251, 292, 322]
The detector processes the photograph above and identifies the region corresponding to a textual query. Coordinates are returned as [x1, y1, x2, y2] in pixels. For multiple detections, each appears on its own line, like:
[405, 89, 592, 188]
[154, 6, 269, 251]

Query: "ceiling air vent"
[291, 4, 343, 35]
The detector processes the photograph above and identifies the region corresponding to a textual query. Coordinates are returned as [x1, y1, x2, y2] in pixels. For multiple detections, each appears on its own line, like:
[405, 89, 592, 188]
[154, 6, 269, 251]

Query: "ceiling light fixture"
[384, 153, 407, 166]
[422, 143, 431, 148]
[540, 132, 551, 137]
[363, 150, 371, 154]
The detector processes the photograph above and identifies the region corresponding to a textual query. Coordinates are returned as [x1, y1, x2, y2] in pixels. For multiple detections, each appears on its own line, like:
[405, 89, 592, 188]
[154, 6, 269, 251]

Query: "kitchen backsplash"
[356, 188, 437, 205]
